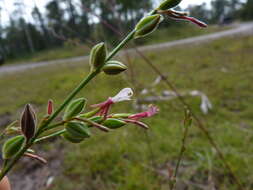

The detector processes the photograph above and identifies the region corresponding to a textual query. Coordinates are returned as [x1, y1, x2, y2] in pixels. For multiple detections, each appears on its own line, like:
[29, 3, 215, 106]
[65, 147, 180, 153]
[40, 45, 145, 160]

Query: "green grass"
[6, 24, 229, 65]
[0, 34, 253, 189]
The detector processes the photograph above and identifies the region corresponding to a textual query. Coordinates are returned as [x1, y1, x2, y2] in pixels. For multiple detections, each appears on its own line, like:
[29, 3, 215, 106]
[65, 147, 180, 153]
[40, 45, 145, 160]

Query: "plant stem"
[35, 129, 66, 143]
[0, 27, 137, 181]
[41, 122, 65, 132]
[106, 30, 136, 61]
[170, 115, 190, 190]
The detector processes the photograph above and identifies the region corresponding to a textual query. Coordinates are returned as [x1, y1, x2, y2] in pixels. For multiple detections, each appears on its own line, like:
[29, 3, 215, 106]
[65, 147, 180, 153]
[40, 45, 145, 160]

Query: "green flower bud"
[103, 61, 127, 75]
[102, 118, 126, 129]
[90, 42, 107, 70]
[62, 132, 84, 144]
[111, 113, 132, 118]
[158, 0, 182, 10]
[87, 116, 103, 127]
[65, 122, 91, 139]
[2, 135, 25, 159]
[79, 108, 100, 118]
[63, 98, 86, 120]
[134, 14, 163, 39]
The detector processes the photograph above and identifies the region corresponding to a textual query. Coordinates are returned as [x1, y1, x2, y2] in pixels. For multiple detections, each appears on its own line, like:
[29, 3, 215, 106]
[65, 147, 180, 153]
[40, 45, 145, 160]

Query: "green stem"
[170, 116, 190, 190]
[35, 129, 66, 143]
[0, 27, 137, 181]
[106, 30, 136, 62]
[41, 122, 65, 132]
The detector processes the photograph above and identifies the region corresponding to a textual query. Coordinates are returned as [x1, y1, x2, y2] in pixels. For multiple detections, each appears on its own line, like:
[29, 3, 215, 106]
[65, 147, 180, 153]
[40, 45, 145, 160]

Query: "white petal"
[111, 88, 133, 103]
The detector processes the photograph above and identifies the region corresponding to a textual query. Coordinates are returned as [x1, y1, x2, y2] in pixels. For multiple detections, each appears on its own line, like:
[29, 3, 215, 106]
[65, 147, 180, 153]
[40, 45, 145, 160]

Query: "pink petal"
[124, 119, 149, 129]
[179, 16, 207, 28]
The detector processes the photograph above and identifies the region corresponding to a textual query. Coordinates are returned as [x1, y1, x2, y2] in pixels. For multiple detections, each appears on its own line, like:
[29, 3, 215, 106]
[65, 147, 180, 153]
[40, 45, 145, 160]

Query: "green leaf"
[158, 0, 182, 10]
[65, 122, 91, 138]
[87, 116, 103, 127]
[90, 42, 107, 70]
[62, 132, 84, 144]
[103, 61, 127, 75]
[102, 118, 126, 129]
[2, 136, 25, 159]
[135, 14, 163, 39]
[63, 98, 86, 120]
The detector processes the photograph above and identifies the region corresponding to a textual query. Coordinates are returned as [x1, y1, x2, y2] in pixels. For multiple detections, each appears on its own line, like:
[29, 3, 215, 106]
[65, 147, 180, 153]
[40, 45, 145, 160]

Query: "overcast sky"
[0, 0, 212, 25]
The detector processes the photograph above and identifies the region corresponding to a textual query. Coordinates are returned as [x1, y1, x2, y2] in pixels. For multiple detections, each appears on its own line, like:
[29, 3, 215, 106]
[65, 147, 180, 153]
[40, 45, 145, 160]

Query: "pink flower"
[159, 10, 207, 28]
[91, 88, 133, 118]
[128, 105, 159, 120]
[173, 15, 207, 28]
[123, 105, 159, 130]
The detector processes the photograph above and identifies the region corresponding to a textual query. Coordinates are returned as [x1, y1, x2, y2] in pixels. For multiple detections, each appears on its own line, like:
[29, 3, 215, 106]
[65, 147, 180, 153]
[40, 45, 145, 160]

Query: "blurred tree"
[32, 5, 51, 47]
[46, 0, 64, 45]
[63, 0, 78, 34]
[14, 0, 35, 52]
[211, 0, 229, 22]
[79, 0, 94, 39]
[241, 0, 253, 20]
[188, 3, 210, 23]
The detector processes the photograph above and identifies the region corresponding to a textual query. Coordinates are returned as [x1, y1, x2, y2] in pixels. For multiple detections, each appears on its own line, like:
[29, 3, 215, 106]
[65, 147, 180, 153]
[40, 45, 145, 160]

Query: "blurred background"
[0, 0, 253, 189]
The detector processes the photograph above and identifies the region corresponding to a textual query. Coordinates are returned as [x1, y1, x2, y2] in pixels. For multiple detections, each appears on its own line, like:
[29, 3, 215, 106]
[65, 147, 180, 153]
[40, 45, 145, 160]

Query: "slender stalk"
[0, 27, 137, 181]
[74, 118, 109, 132]
[106, 30, 135, 61]
[170, 113, 191, 190]
[35, 129, 66, 143]
[41, 122, 65, 132]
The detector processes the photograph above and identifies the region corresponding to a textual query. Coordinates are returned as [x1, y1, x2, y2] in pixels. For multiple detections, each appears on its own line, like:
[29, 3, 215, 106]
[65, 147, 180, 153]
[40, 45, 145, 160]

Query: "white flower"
[111, 88, 133, 103]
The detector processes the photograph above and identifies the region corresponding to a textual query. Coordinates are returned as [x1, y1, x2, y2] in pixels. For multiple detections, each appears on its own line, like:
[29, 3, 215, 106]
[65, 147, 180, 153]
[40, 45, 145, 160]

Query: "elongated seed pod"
[2, 135, 25, 159]
[21, 104, 36, 141]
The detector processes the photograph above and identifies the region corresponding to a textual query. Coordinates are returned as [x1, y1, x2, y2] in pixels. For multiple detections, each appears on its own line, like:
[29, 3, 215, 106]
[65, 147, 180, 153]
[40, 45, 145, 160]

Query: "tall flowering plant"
[0, 0, 206, 187]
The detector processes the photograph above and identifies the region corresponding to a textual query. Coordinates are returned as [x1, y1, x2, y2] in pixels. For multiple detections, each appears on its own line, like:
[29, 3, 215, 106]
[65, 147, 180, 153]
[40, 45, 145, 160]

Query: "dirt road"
[1, 22, 253, 75]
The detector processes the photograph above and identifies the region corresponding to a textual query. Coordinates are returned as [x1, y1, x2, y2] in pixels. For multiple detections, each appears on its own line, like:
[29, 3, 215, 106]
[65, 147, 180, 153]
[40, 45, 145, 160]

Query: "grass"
[0, 34, 253, 190]
[5, 23, 230, 65]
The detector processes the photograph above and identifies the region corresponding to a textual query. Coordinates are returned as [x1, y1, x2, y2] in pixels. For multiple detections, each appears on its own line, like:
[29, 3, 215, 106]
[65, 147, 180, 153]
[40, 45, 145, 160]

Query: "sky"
[0, 0, 212, 25]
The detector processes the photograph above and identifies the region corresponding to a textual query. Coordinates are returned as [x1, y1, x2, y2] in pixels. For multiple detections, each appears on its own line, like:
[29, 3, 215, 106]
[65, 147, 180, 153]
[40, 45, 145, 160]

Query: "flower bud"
[65, 122, 91, 138]
[102, 118, 126, 129]
[111, 113, 132, 118]
[47, 99, 54, 115]
[2, 135, 25, 159]
[158, 0, 182, 10]
[87, 116, 103, 127]
[103, 61, 127, 75]
[134, 14, 163, 39]
[62, 132, 84, 144]
[63, 98, 86, 120]
[90, 42, 107, 70]
[21, 104, 36, 142]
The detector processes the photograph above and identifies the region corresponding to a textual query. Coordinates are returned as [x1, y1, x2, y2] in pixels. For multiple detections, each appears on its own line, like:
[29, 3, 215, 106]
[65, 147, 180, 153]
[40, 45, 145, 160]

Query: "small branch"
[74, 118, 110, 132]
[41, 122, 65, 132]
[170, 110, 191, 190]
[35, 129, 66, 143]
[24, 153, 47, 164]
